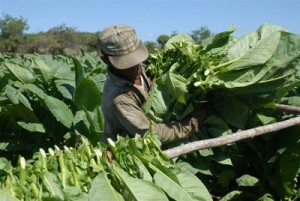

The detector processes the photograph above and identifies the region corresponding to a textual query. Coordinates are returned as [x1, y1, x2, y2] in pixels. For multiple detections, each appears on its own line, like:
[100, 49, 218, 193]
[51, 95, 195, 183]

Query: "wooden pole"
[275, 103, 300, 114]
[164, 104, 300, 159]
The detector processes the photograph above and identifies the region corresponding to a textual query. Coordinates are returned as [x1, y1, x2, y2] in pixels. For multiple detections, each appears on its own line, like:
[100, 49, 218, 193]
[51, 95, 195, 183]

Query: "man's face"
[102, 55, 143, 83]
[112, 63, 142, 82]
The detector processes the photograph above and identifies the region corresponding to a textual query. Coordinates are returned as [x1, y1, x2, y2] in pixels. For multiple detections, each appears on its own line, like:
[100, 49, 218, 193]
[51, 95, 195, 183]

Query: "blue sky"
[0, 0, 300, 42]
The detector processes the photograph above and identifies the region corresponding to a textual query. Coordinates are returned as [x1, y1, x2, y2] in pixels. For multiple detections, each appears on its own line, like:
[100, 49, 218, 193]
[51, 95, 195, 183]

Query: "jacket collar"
[107, 65, 151, 89]
[107, 67, 133, 88]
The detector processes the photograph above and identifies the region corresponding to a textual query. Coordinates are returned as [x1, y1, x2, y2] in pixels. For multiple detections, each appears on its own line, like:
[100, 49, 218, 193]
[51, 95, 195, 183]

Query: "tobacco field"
[0, 24, 299, 200]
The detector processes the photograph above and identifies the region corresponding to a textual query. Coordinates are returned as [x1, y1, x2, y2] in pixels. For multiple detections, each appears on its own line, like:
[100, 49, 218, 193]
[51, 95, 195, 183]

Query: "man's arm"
[113, 98, 204, 144]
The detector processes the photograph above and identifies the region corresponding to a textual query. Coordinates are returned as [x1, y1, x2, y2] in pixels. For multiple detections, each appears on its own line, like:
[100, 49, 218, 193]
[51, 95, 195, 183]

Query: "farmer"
[99, 24, 205, 144]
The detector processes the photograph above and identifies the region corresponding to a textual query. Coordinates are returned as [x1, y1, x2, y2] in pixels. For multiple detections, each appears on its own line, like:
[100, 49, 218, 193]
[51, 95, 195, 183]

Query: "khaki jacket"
[101, 66, 199, 144]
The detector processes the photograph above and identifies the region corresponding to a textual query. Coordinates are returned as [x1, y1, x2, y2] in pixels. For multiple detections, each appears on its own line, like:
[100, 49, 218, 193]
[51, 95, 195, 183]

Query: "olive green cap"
[99, 24, 149, 69]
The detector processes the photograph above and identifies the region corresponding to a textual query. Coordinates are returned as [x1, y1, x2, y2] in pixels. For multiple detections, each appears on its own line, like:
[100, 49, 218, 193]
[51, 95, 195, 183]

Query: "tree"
[144, 41, 158, 54]
[157, 34, 170, 48]
[0, 14, 28, 52]
[47, 24, 78, 54]
[77, 32, 99, 52]
[190, 26, 213, 43]
[170, 31, 178, 37]
[0, 14, 28, 39]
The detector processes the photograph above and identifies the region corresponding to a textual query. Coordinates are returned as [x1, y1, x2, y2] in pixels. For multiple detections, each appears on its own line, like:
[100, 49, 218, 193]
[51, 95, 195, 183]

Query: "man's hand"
[190, 104, 206, 124]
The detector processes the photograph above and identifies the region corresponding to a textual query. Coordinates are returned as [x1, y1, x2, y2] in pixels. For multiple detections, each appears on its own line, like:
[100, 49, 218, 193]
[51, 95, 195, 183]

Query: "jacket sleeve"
[113, 98, 151, 137]
[113, 95, 200, 144]
[153, 116, 200, 144]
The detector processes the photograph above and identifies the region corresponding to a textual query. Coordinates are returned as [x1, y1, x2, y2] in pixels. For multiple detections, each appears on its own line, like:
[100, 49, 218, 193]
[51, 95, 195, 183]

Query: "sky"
[0, 0, 300, 42]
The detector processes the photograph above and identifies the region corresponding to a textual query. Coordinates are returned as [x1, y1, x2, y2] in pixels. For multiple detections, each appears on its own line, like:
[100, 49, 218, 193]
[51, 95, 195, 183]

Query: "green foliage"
[0, 131, 212, 201]
[145, 24, 300, 126]
[157, 34, 171, 48]
[0, 14, 28, 39]
[0, 52, 106, 161]
[0, 14, 100, 55]
[144, 41, 158, 54]
[0, 23, 299, 200]
[25, 27, 98, 55]
[190, 26, 214, 44]
[0, 14, 28, 53]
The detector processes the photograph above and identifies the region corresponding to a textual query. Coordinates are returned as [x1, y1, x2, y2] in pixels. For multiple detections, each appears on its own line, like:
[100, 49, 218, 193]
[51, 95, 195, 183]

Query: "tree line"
[0, 14, 213, 55]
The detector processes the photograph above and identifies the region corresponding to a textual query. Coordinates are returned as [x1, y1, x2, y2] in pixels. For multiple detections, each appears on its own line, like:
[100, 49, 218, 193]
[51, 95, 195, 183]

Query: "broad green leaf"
[213, 92, 250, 128]
[280, 96, 300, 107]
[225, 25, 281, 71]
[221, 190, 257, 200]
[89, 172, 124, 201]
[0, 190, 20, 201]
[33, 57, 53, 81]
[199, 149, 214, 157]
[236, 174, 259, 187]
[201, 25, 236, 51]
[0, 142, 10, 151]
[257, 114, 276, 125]
[17, 121, 45, 133]
[5, 85, 19, 104]
[74, 110, 90, 136]
[257, 193, 275, 201]
[204, 115, 232, 137]
[217, 170, 236, 190]
[175, 161, 200, 175]
[280, 143, 300, 192]
[176, 169, 213, 201]
[53, 59, 74, 80]
[268, 147, 287, 164]
[165, 33, 195, 50]
[229, 74, 295, 97]
[23, 83, 46, 99]
[220, 190, 242, 201]
[113, 165, 168, 201]
[258, 23, 290, 37]
[5, 85, 33, 111]
[83, 108, 101, 144]
[55, 79, 75, 100]
[45, 95, 74, 128]
[63, 186, 84, 200]
[143, 80, 171, 122]
[16, 90, 33, 111]
[74, 78, 102, 111]
[218, 65, 269, 88]
[0, 157, 9, 169]
[166, 65, 188, 104]
[73, 57, 84, 88]
[150, 164, 196, 201]
[132, 155, 153, 182]
[5, 62, 35, 83]
[211, 151, 233, 166]
[261, 32, 300, 82]
[68, 192, 88, 201]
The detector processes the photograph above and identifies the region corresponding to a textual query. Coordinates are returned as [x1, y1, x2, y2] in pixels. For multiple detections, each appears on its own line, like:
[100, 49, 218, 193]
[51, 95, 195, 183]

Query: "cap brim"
[108, 42, 149, 69]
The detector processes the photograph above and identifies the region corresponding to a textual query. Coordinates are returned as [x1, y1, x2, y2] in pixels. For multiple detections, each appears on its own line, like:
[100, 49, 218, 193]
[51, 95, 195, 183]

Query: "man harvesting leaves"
[99, 24, 206, 144]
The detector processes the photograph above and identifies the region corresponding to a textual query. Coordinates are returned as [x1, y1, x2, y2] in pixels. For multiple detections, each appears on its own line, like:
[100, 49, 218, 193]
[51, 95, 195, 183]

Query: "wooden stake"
[164, 105, 300, 159]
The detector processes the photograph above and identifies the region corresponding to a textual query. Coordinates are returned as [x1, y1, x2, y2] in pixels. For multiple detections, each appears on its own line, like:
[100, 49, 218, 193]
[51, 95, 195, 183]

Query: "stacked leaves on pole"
[144, 23, 300, 127]
[144, 23, 300, 200]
